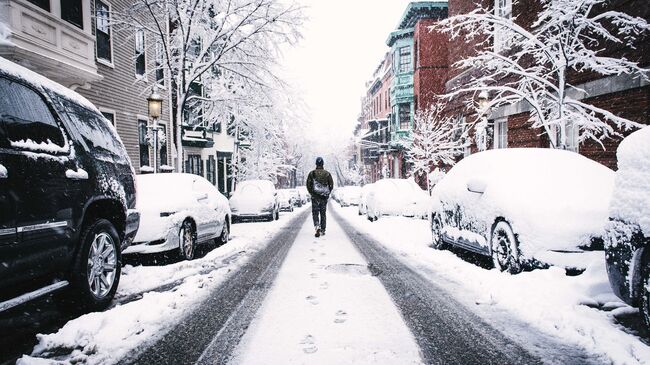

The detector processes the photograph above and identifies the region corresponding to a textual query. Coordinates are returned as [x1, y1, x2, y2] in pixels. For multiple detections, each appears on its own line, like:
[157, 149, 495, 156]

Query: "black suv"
[0, 57, 139, 311]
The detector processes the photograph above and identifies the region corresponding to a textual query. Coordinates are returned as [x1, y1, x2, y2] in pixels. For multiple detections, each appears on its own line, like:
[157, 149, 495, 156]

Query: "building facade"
[445, 0, 649, 170]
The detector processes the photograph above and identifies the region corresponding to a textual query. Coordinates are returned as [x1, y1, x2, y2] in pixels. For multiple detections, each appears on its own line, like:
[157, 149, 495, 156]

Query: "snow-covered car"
[335, 186, 362, 207]
[358, 183, 375, 215]
[124, 174, 231, 260]
[230, 180, 280, 222]
[288, 189, 303, 207]
[296, 186, 310, 203]
[277, 189, 296, 212]
[430, 148, 614, 274]
[604, 127, 650, 329]
[366, 179, 430, 221]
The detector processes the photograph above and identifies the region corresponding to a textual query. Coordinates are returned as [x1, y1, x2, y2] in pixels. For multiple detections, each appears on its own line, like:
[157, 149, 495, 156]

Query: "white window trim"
[493, 0, 513, 53]
[95, 0, 115, 67]
[134, 28, 147, 79]
[493, 118, 508, 149]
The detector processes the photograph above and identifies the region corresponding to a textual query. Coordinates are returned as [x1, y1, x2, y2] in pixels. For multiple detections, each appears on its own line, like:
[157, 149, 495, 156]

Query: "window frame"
[493, 118, 508, 149]
[137, 118, 150, 168]
[135, 29, 147, 78]
[61, 0, 84, 29]
[95, 0, 114, 66]
[398, 46, 412, 74]
[158, 123, 167, 166]
[398, 103, 411, 131]
[0, 75, 71, 156]
[99, 109, 116, 126]
[26, 0, 50, 12]
[493, 0, 513, 53]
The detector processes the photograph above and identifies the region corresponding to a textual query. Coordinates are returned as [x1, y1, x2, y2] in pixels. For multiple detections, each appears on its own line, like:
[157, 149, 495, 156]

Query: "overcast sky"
[278, 0, 417, 150]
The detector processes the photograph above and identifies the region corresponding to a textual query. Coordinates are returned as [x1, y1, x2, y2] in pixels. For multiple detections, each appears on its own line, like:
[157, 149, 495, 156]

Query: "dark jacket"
[307, 167, 334, 199]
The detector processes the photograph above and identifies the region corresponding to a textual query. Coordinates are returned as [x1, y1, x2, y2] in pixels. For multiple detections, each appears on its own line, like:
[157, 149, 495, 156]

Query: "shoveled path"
[127, 210, 310, 365]
[331, 207, 542, 365]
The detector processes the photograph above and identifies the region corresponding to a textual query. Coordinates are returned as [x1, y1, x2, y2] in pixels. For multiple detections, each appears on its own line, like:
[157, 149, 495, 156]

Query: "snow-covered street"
[6, 202, 649, 364]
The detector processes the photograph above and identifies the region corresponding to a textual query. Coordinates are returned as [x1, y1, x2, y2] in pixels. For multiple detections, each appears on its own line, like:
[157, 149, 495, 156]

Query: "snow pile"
[10, 139, 68, 154]
[334, 186, 362, 206]
[608, 127, 650, 235]
[431, 148, 614, 257]
[334, 205, 650, 364]
[65, 168, 88, 180]
[0, 21, 13, 46]
[19, 207, 309, 365]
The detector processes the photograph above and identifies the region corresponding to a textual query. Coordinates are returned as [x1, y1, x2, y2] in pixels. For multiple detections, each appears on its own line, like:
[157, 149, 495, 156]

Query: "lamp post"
[148, 88, 163, 173]
[476, 90, 490, 151]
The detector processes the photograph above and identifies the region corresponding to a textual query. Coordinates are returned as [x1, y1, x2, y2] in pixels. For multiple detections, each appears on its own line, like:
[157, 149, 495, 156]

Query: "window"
[26, 0, 50, 11]
[494, 0, 513, 52]
[159, 124, 167, 165]
[101, 111, 115, 126]
[398, 46, 412, 73]
[96, 0, 112, 63]
[554, 122, 579, 152]
[494, 118, 508, 149]
[398, 103, 411, 130]
[207, 155, 216, 185]
[61, 0, 83, 29]
[0, 77, 65, 151]
[186, 154, 202, 176]
[155, 41, 165, 84]
[135, 29, 146, 76]
[138, 119, 149, 167]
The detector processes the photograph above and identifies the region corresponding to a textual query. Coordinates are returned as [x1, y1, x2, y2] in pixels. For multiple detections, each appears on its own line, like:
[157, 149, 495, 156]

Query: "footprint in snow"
[319, 282, 329, 290]
[320, 252, 326, 257]
[309, 258, 316, 263]
[306, 295, 319, 305]
[310, 272, 318, 279]
[334, 310, 348, 324]
[300, 335, 318, 354]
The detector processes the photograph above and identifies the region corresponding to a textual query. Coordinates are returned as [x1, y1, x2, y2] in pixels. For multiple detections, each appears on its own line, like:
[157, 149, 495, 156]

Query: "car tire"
[490, 221, 522, 274]
[179, 220, 196, 261]
[68, 218, 121, 311]
[431, 213, 446, 250]
[641, 253, 650, 330]
[217, 221, 230, 245]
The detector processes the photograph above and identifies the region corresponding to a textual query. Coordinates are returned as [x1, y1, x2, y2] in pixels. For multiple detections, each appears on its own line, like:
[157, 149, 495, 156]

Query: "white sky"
[279, 0, 416, 150]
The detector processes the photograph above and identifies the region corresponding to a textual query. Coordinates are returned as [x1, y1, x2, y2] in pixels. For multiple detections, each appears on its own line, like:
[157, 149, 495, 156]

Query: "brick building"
[444, 0, 649, 170]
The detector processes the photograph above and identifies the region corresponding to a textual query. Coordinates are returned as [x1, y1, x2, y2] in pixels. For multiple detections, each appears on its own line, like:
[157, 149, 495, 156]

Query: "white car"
[366, 179, 430, 221]
[124, 173, 231, 260]
[277, 189, 296, 212]
[230, 180, 280, 222]
[296, 186, 310, 203]
[336, 186, 362, 207]
[431, 148, 614, 273]
[358, 183, 376, 215]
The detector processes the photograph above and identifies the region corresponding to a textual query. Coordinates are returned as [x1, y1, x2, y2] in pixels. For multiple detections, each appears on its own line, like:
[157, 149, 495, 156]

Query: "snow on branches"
[434, 0, 649, 150]
[406, 103, 468, 194]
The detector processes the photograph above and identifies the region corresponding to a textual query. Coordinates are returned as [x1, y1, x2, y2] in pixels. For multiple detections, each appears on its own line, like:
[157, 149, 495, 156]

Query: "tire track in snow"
[332, 208, 542, 365]
[125, 210, 309, 365]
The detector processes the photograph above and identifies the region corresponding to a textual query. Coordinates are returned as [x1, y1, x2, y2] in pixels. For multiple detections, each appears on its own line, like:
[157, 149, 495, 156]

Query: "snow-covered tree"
[406, 103, 468, 194]
[435, 0, 649, 149]
[117, 0, 304, 171]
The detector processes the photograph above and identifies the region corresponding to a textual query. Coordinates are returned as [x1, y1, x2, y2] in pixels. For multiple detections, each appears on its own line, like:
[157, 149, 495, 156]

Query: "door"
[0, 76, 80, 285]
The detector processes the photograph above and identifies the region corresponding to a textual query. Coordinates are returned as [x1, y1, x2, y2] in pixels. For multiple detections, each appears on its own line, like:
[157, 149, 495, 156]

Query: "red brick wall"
[414, 18, 449, 112]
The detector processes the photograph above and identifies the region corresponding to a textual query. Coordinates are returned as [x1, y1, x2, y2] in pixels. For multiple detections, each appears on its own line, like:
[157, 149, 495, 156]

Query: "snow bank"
[368, 179, 430, 218]
[334, 205, 650, 365]
[608, 126, 650, 235]
[431, 148, 614, 257]
[19, 207, 309, 365]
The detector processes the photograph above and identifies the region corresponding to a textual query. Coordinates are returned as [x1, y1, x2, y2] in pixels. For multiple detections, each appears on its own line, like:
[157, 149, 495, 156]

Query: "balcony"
[0, 0, 101, 88]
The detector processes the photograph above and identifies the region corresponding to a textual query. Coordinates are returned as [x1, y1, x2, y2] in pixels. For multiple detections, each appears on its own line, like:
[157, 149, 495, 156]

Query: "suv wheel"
[431, 213, 446, 250]
[491, 221, 522, 274]
[70, 219, 121, 310]
[641, 253, 650, 330]
[179, 221, 196, 260]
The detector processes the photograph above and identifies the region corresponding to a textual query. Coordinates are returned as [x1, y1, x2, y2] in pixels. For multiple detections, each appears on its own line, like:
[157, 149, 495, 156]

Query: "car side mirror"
[466, 178, 487, 194]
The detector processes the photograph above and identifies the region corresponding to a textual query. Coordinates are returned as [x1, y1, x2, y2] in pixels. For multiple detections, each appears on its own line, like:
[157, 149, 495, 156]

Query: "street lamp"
[148, 88, 163, 173]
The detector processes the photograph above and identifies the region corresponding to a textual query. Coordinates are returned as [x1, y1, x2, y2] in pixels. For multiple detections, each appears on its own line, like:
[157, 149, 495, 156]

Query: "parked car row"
[332, 186, 362, 207]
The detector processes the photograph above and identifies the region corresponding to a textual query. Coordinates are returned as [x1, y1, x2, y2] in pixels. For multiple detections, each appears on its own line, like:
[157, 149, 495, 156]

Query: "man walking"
[306, 157, 334, 237]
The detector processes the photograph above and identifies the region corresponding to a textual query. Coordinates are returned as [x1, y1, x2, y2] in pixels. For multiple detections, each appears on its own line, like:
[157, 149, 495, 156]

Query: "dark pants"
[312, 197, 328, 232]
